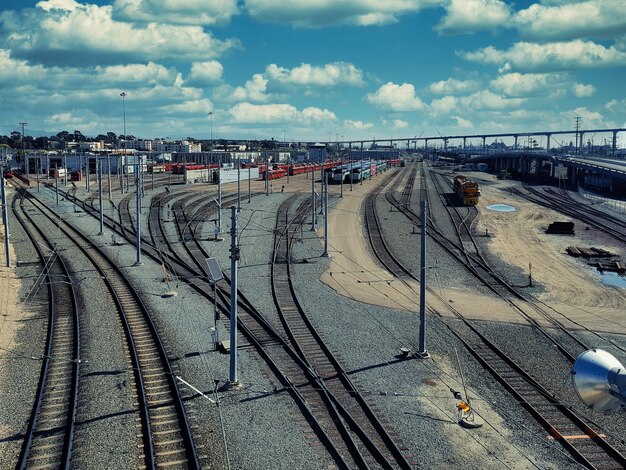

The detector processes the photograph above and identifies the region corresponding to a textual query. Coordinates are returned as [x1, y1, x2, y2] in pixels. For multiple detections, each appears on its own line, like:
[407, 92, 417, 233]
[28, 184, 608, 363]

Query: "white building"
[123, 139, 153, 151]
[154, 140, 202, 153]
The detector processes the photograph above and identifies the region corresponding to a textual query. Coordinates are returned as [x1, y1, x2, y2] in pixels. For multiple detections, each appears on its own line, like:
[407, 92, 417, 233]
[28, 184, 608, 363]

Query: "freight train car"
[147, 163, 166, 173]
[453, 175, 480, 206]
[259, 168, 287, 180]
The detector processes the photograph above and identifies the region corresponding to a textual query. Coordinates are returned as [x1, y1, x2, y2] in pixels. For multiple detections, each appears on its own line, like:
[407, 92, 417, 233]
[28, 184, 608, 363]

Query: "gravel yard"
[1, 166, 624, 469]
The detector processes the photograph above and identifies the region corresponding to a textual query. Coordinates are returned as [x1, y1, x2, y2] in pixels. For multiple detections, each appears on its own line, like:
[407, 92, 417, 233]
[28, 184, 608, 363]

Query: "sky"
[1, 0, 625, 144]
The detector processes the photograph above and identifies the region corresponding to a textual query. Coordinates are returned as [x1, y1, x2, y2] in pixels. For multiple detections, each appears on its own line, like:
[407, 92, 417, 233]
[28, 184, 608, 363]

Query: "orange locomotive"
[453, 175, 480, 206]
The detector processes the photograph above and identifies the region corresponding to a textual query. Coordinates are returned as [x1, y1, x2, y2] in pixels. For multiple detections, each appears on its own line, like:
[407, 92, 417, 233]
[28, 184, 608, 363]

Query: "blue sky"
[1, 0, 625, 144]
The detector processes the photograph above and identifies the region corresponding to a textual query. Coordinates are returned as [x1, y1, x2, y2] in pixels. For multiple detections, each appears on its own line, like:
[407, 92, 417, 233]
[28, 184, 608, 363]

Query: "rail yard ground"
[0, 163, 625, 469]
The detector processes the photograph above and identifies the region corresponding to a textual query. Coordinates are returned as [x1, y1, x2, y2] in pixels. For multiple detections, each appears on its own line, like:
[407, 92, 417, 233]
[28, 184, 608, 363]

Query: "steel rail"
[19, 189, 201, 469]
[364, 169, 626, 469]
[13, 190, 80, 470]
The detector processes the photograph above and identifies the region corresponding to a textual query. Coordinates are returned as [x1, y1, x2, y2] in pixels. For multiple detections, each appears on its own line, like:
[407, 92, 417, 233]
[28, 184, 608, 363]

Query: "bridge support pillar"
[444, 138, 448, 150]
[579, 132, 585, 155]
[546, 134, 551, 151]
[613, 131, 618, 157]
[514, 135, 518, 150]
[424, 139, 428, 151]
[482, 136, 486, 151]
[463, 137, 467, 150]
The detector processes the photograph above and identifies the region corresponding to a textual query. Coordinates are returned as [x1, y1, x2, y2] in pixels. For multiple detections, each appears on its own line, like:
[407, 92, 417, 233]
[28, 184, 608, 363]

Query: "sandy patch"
[471, 175, 626, 335]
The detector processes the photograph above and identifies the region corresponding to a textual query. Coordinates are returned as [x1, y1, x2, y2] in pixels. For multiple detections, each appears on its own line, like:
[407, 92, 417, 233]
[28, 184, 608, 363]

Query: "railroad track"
[12, 190, 80, 470]
[14, 185, 202, 469]
[37, 174, 409, 466]
[391, 168, 591, 362]
[515, 185, 626, 244]
[271, 193, 414, 469]
[364, 170, 626, 470]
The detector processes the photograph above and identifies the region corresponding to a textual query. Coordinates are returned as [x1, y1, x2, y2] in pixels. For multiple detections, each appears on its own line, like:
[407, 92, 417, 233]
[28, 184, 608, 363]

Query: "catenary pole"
[229, 206, 239, 384]
[265, 150, 269, 195]
[310, 163, 316, 231]
[135, 160, 142, 265]
[418, 168, 429, 358]
[216, 156, 222, 239]
[247, 165, 251, 203]
[107, 153, 112, 200]
[322, 172, 329, 257]
[1, 168, 10, 267]
[55, 163, 59, 205]
[237, 155, 241, 212]
[98, 158, 104, 235]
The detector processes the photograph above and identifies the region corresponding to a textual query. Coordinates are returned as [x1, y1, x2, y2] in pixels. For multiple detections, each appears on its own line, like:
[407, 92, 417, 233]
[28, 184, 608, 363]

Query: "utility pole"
[229, 206, 239, 385]
[20, 122, 27, 176]
[1, 167, 10, 267]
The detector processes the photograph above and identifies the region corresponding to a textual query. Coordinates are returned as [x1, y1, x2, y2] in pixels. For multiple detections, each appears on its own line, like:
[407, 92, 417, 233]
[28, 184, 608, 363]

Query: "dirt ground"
[475, 175, 626, 335]
[319, 169, 626, 335]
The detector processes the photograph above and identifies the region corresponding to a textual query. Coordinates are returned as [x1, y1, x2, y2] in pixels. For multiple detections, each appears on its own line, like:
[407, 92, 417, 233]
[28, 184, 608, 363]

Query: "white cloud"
[187, 61, 224, 86]
[564, 106, 607, 128]
[1, 2, 239, 65]
[452, 116, 473, 128]
[229, 102, 336, 124]
[265, 62, 364, 87]
[367, 82, 425, 112]
[230, 74, 270, 102]
[244, 0, 441, 28]
[461, 40, 626, 71]
[430, 95, 458, 115]
[460, 90, 526, 110]
[490, 72, 567, 97]
[391, 119, 409, 129]
[429, 77, 479, 95]
[113, 0, 239, 26]
[95, 62, 177, 86]
[0, 49, 46, 84]
[513, 1, 626, 41]
[572, 83, 596, 98]
[436, 0, 511, 35]
[344, 119, 373, 130]
[160, 99, 214, 114]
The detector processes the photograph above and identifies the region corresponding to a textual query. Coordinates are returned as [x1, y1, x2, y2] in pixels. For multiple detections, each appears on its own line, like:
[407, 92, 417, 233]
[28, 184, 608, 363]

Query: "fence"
[580, 188, 626, 215]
